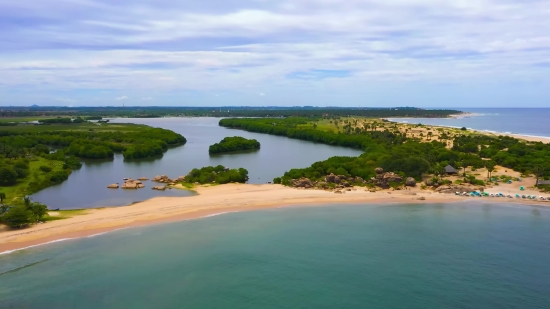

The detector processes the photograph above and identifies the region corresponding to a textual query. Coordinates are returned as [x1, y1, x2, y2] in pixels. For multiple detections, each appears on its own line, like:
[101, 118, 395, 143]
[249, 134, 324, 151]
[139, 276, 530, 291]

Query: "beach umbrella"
[520, 186, 525, 191]
[515, 194, 520, 198]
[507, 180, 513, 184]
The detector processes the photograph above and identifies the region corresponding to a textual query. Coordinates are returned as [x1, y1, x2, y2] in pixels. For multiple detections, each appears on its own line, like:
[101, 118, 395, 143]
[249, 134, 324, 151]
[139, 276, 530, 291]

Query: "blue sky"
[0, 0, 549, 107]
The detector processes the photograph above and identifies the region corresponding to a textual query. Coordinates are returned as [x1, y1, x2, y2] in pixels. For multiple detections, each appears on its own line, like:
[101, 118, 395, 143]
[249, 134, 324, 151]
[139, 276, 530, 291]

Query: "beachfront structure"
[445, 165, 458, 175]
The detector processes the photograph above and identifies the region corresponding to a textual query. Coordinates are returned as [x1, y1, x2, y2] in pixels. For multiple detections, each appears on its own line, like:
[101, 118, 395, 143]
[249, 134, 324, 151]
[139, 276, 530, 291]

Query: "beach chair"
[515, 194, 520, 198]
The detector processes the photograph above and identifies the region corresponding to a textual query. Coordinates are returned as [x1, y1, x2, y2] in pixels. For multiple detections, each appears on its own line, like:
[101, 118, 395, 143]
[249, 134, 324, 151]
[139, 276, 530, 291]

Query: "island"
[208, 136, 260, 154]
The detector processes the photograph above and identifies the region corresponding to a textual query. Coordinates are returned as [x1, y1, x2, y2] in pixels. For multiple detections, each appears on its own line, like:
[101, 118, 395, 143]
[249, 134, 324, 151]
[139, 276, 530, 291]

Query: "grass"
[178, 182, 195, 189]
[1, 156, 66, 203]
[43, 209, 89, 221]
[0, 116, 55, 123]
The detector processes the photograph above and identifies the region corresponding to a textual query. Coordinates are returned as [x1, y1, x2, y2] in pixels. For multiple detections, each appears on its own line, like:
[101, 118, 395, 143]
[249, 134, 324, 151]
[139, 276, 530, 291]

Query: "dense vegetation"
[0, 124, 186, 160]
[209, 136, 261, 154]
[183, 165, 249, 184]
[1, 106, 461, 119]
[220, 118, 550, 186]
[0, 123, 186, 204]
[0, 196, 48, 228]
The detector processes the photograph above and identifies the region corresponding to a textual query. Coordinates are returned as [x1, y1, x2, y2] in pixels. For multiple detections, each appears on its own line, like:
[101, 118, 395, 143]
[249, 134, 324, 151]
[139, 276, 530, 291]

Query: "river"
[32, 118, 363, 209]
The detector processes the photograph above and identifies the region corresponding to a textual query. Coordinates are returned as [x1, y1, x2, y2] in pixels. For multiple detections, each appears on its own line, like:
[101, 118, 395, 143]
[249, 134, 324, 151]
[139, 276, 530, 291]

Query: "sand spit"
[1, 184, 549, 253]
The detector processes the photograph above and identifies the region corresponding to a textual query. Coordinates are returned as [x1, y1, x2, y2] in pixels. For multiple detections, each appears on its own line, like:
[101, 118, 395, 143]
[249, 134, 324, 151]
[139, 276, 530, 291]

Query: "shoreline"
[2, 184, 549, 254]
[385, 117, 550, 144]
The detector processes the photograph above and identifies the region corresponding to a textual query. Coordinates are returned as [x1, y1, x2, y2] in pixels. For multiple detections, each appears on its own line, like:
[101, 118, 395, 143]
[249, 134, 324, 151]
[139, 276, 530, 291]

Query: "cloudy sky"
[1, 0, 549, 107]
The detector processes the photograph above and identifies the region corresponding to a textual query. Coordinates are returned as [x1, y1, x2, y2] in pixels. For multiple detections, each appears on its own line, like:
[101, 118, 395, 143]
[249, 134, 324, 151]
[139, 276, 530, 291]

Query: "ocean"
[2, 203, 550, 309]
[387, 108, 550, 139]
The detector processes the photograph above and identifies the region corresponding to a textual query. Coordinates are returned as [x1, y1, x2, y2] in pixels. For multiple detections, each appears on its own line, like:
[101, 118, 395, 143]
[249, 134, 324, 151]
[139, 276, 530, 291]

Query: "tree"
[23, 196, 32, 208]
[313, 123, 317, 130]
[533, 165, 546, 186]
[485, 161, 496, 179]
[0, 192, 5, 203]
[0, 166, 18, 186]
[2, 205, 33, 228]
[29, 203, 48, 222]
[455, 161, 464, 176]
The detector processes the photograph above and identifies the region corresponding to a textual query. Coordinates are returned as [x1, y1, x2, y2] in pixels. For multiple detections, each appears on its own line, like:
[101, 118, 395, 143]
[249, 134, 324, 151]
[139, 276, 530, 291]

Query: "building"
[445, 165, 458, 175]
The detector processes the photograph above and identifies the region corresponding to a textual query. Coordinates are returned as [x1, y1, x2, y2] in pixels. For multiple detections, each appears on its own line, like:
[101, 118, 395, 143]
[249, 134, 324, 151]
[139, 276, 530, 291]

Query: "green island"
[219, 117, 550, 190]
[209, 136, 261, 154]
[0, 120, 186, 204]
[182, 165, 249, 185]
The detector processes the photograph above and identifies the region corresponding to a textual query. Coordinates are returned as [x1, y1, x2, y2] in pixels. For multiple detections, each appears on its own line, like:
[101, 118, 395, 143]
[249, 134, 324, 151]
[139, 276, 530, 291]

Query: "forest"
[219, 118, 550, 186]
[209, 136, 261, 154]
[0, 123, 186, 203]
[183, 165, 249, 184]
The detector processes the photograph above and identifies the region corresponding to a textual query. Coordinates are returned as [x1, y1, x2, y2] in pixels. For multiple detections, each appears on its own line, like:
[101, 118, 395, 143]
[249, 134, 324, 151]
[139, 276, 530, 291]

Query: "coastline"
[1, 184, 549, 254]
[386, 117, 550, 144]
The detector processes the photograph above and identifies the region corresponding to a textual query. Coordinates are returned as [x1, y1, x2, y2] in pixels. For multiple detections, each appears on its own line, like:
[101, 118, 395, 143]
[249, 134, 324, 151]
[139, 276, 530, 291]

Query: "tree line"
[184, 165, 249, 184]
[219, 118, 550, 186]
[1, 106, 461, 119]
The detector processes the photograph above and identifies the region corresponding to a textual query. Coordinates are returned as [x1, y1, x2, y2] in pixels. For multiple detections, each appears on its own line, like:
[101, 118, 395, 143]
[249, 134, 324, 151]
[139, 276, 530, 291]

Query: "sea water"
[1, 203, 550, 308]
[388, 108, 550, 138]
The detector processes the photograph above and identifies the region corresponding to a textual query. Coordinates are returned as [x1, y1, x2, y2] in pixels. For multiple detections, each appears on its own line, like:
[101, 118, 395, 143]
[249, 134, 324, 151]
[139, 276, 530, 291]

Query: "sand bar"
[2, 184, 549, 254]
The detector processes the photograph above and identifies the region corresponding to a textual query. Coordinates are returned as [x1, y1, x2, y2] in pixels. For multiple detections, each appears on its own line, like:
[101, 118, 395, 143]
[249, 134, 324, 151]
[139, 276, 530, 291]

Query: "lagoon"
[31, 118, 362, 209]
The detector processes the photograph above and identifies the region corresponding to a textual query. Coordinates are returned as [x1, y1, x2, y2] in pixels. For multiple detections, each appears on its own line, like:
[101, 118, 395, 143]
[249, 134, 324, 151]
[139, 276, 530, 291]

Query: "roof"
[445, 165, 458, 173]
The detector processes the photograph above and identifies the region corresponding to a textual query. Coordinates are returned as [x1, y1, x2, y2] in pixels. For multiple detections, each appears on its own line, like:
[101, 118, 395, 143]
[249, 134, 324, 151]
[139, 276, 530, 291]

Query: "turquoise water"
[388, 108, 550, 138]
[2, 203, 550, 308]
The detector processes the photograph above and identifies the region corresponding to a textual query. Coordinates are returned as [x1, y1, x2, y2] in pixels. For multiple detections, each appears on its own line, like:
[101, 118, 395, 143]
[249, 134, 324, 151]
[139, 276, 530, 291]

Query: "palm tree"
[23, 196, 33, 208]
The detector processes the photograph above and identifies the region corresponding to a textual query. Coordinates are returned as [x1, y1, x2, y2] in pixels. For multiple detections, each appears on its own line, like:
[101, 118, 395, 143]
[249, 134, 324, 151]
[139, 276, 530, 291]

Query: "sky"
[0, 0, 549, 107]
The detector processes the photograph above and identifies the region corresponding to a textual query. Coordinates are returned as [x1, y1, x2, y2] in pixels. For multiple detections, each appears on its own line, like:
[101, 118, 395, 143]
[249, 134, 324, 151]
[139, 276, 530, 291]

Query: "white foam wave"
[203, 212, 234, 218]
[0, 238, 74, 255]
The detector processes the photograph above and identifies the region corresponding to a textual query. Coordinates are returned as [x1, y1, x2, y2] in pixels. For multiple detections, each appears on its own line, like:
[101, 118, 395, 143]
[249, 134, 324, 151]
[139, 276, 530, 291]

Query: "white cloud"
[259, 92, 265, 96]
[141, 97, 153, 100]
[0, 0, 549, 106]
[116, 96, 128, 100]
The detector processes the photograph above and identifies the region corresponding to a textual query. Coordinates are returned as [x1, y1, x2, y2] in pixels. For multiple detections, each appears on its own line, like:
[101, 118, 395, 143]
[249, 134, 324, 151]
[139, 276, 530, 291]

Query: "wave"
[0, 238, 75, 255]
[0, 228, 132, 256]
[203, 211, 235, 218]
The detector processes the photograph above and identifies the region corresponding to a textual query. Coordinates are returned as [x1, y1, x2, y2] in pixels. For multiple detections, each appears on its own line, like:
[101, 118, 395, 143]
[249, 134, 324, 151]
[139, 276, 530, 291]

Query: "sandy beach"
[1, 184, 548, 254]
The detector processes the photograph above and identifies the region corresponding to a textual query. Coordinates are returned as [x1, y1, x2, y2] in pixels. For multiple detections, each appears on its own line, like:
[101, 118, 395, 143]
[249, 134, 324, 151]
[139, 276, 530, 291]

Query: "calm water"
[388, 108, 550, 138]
[32, 118, 362, 209]
[1, 203, 550, 308]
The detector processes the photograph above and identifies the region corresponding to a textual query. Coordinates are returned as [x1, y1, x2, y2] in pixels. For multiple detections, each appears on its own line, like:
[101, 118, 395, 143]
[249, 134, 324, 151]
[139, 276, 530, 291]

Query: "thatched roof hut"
[445, 165, 458, 175]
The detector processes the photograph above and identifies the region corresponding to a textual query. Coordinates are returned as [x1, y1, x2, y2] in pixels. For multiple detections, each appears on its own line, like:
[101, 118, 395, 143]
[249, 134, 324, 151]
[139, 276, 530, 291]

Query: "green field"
[0, 156, 66, 203]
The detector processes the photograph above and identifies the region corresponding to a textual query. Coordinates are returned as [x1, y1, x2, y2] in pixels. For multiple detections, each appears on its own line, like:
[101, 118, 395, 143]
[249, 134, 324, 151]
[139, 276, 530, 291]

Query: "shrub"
[1, 205, 33, 228]
[49, 170, 70, 183]
[0, 166, 18, 186]
[39, 165, 52, 173]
